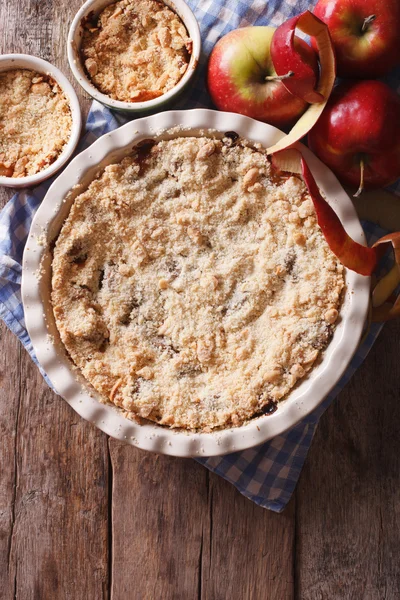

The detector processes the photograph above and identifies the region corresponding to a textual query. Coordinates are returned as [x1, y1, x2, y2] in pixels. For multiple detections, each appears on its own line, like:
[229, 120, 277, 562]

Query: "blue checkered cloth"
[1, 0, 398, 512]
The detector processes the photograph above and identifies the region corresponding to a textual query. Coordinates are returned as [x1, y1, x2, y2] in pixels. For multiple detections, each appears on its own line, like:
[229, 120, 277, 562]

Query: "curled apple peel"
[272, 148, 377, 275]
[267, 11, 336, 155]
[301, 159, 378, 276]
[372, 265, 400, 308]
[271, 147, 302, 175]
[272, 148, 400, 322]
[271, 14, 322, 104]
[371, 233, 400, 322]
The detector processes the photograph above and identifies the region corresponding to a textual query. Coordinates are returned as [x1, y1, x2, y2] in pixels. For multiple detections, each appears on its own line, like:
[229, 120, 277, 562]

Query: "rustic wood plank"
[0, 325, 22, 600]
[109, 441, 209, 599]
[295, 320, 400, 599]
[201, 473, 295, 600]
[1, 335, 110, 600]
[50, 0, 92, 121]
[109, 442, 295, 600]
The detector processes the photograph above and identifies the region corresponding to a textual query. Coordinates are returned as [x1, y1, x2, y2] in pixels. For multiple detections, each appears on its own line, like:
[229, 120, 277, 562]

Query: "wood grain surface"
[0, 2, 399, 599]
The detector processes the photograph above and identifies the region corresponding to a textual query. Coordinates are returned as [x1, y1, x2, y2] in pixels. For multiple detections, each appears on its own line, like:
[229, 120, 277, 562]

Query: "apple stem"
[361, 14, 376, 33]
[354, 158, 365, 198]
[265, 71, 294, 82]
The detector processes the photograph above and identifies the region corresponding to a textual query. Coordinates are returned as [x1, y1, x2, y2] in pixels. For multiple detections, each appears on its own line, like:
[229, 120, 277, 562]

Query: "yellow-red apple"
[207, 26, 318, 129]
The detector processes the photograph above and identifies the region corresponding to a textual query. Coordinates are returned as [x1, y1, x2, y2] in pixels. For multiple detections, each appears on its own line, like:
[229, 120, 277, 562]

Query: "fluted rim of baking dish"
[21, 109, 370, 457]
[67, 0, 201, 113]
[0, 54, 82, 189]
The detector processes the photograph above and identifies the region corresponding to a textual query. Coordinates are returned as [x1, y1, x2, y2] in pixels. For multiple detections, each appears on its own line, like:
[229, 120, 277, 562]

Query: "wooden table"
[1, 2, 399, 598]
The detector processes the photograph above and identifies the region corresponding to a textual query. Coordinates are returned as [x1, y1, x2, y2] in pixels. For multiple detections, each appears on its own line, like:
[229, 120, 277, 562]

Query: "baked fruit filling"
[0, 69, 72, 178]
[81, 0, 192, 102]
[51, 135, 344, 432]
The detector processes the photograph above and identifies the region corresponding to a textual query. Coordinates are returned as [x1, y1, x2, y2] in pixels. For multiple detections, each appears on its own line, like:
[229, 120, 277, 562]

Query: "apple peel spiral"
[272, 148, 400, 322]
[267, 11, 336, 155]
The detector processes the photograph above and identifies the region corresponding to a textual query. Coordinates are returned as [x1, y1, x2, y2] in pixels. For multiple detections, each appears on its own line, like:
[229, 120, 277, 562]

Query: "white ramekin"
[0, 54, 82, 189]
[67, 0, 201, 113]
[21, 109, 370, 458]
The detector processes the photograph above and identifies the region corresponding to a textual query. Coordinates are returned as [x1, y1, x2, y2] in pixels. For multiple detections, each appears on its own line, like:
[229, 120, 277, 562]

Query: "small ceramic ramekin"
[0, 54, 82, 189]
[67, 0, 201, 113]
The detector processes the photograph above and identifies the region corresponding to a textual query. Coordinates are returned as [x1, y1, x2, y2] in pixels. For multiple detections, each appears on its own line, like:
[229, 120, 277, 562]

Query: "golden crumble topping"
[0, 69, 72, 178]
[51, 135, 344, 432]
[81, 0, 192, 102]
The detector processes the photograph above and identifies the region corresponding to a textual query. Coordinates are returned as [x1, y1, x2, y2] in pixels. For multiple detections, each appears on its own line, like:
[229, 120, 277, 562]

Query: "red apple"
[271, 14, 324, 104]
[313, 0, 400, 78]
[207, 26, 319, 129]
[308, 80, 400, 192]
[265, 11, 336, 156]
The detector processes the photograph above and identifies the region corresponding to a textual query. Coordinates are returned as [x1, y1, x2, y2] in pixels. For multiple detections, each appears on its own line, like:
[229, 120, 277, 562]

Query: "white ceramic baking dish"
[21, 109, 370, 457]
[0, 54, 82, 189]
[67, 0, 201, 113]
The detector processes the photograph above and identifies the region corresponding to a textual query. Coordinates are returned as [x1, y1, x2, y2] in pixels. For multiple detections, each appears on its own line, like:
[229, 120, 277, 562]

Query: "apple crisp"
[51, 134, 344, 432]
[80, 0, 192, 102]
[0, 69, 72, 178]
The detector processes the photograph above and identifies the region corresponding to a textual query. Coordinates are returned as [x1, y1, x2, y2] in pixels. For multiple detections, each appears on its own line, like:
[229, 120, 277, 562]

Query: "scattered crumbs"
[36, 233, 47, 247]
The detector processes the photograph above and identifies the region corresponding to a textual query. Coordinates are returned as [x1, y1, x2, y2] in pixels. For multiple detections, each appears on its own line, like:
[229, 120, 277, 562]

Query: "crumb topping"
[51, 135, 344, 432]
[0, 69, 72, 178]
[81, 0, 192, 102]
